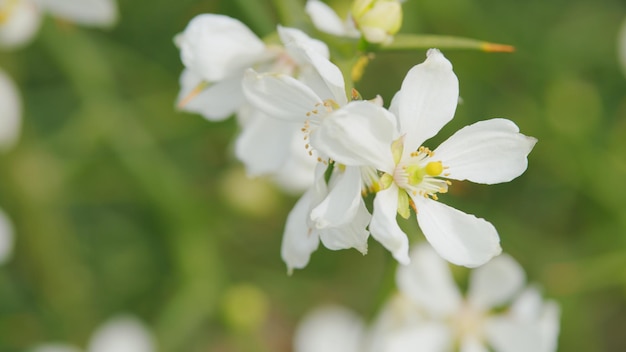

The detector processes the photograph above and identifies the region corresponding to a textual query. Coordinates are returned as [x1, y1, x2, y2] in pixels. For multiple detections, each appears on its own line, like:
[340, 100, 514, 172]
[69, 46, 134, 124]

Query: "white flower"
[174, 13, 270, 120]
[175, 14, 331, 119]
[233, 26, 330, 192]
[32, 315, 155, 352]
[314, 49, 537, 267]
[0, 67, 21, 151]
[293, 305, 365, 352]
[0, 208, 14, 265]
[0, 0, 117, 49]
[618, 17, 626, 77]
[375, 243, 561, 352]
[243, 37, 382, 271]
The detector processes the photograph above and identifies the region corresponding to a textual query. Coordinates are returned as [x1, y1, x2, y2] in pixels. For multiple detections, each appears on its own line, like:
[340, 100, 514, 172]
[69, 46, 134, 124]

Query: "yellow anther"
[425, 161, 443, 176]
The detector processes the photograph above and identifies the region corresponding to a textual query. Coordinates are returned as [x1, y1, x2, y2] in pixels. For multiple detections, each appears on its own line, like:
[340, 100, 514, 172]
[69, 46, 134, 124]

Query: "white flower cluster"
[175, 0, 536, 273]
[173, 1, 560, 348]
[294, 244, 560, 352]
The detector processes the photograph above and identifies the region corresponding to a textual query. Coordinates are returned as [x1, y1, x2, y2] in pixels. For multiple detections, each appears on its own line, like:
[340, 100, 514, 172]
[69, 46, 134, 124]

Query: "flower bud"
[351, 0, 402, 44]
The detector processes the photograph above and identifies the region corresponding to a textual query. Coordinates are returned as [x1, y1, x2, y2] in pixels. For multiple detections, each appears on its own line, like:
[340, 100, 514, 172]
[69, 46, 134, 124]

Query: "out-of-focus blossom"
[370, 244, 560, 352]
[0, 208, 14, 265]
[0, 67, 20, 151]
[293, 305, 365, 352]
[32, 315, 156, 352]
[314, 49, 536, 268]
[351, 0, 402, 44]
[0, 0, 118, 49]
[618, 17, 626, 77]
[293, 245, 559, 352]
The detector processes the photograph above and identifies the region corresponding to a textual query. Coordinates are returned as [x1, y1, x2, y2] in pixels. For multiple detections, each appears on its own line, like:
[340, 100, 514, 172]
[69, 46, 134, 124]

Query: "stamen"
[178, 81, 210, 108]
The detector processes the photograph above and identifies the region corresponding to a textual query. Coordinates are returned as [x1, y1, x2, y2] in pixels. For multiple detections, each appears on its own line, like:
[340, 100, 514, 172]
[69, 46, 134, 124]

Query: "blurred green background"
[1, 0, 626, 350]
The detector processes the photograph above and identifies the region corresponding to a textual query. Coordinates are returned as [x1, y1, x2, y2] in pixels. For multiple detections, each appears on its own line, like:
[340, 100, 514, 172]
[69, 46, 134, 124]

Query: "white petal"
[281, 190, 320, 273]
[235, 110, 294, 176]
[396, 244, 462, 318]
[312, 101, 397, 173]
[369, 185, 410, 264]
[294, 305, 365, 352]
[284, 43, 347, 105]
[385, 323, 452, 352]
[538, 301, 561, 352]
[398, 49, 459, 155]
[434, 119, 537, 184]
[277, 25, 329, 60]
[318, 197, 370, 254]
[414, 197, 501, 268]
[30, 344, 82, 352]
[176, 69, 243, 121]
[177, 14, 267, 82]
[87, 315, 155, 352]
[484, 316, 543, 352]
[619, 17, 626, 77]
[509, 287, 561, 352]
[460, 336, 489, 352]
[0, 209, 14, 265]
[467, 254, 526, 310]
[243, 69, 322, 121]
[311, 165, 363, 229]
[0, 69, 21, 151]
[0, 0, 42, 49]
[304, 0, 348, 37]
[389, 90, 401, 117]
[35, 0, 117, 27]
[270, 132, 318, 194]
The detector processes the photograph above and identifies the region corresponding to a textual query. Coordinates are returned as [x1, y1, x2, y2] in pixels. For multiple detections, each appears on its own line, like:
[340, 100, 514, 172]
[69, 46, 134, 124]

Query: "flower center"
[451, 301, 486, 344]
[393, 146, 451, 201]
[301, 99, 339, 159]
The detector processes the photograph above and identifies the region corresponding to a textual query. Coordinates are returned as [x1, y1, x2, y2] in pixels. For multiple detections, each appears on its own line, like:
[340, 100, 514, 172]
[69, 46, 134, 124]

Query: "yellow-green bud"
[351, 0, 403, 44]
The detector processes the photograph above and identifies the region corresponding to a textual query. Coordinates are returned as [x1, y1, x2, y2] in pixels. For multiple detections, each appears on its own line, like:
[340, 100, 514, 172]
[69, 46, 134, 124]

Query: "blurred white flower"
[0, 0, 118, 49]
[371, 243, 560, 352]
[0, 208, 14, 265]
[314, 49, 536, 268]
[0, 67, 21, 151]
[618, 17, 626, 77]
[293, 305, 365, 352]
[32, 315, 155, 352]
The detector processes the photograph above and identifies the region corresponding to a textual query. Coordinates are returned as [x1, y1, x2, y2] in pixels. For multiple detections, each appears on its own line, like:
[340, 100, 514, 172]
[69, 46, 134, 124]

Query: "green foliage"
[1, 0, 626, 351]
